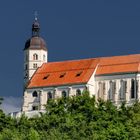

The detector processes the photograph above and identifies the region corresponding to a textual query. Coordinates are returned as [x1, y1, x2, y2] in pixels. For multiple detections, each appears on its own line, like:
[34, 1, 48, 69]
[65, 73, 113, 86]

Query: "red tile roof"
[28, 58, 99, 88]
[27, 54, 140, 88]
[96, 54, 140, 75]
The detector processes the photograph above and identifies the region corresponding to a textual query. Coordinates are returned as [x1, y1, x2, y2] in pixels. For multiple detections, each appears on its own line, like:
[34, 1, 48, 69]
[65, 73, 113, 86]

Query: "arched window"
[32, 91, 38, 97]
[108, 81, 116, 101]
[76, 89, 81, 96]
[47, 92, 53, 99]
[119, 80, 127, 100]
[98, 82, 105, 99]
[33, 63, 38, 69]
[131, 79, 135, 98]
[33, 53, 38, 60]
[43, 55, 46, 61]
[62, 91, 67, 98]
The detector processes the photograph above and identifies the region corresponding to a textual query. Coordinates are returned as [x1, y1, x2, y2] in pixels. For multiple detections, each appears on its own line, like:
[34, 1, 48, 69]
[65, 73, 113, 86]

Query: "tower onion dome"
[24, 18, 47, 51]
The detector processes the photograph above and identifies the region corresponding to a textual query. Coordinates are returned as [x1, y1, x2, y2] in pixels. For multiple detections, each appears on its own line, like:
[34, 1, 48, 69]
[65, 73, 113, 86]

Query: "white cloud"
[0, 96, 22, 114]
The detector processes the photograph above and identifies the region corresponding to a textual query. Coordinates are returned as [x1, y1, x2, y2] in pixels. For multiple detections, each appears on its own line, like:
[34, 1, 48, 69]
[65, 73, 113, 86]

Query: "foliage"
[0, 92, 140, 139]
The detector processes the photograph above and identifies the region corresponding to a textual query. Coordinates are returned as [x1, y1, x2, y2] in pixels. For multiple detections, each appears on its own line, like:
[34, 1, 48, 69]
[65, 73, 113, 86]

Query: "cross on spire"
[34, 11, 38, 21]
[32, 11, 40, 37]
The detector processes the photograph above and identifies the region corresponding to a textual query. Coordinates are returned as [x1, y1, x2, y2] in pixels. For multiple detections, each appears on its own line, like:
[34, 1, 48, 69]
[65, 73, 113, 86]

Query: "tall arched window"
[33, 53, 38, 60]
[47, 92, 53, 99]
[32, 91, 38, 97]
[131, 79, 135, 99]
[108, 81, 116, 101]
[62, 91, 67, 98]
[98, 82, 105, 99]
[119, 80, 127, 100]
[76, 89, 81, 96]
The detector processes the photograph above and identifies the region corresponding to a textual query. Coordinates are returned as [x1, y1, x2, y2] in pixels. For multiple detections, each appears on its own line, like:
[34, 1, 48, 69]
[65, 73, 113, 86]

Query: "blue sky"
[0, 0, 140, 100]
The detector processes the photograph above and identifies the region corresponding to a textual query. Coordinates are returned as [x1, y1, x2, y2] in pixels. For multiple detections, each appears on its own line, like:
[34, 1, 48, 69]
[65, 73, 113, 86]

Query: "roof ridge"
[98, 53, 140, 59]
[99, 61, 140, 67]
[37, 67, 96, 74]
[45, 58, 97, 64]
[45, 53, 140, 65]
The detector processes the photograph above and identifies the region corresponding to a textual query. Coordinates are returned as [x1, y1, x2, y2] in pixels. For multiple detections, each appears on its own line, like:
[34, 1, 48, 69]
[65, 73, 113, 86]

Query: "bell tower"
[23, 16, 48, 87]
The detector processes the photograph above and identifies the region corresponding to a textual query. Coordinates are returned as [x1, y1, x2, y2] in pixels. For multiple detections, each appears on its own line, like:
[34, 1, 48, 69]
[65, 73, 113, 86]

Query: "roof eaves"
[27, 82, 87, 89]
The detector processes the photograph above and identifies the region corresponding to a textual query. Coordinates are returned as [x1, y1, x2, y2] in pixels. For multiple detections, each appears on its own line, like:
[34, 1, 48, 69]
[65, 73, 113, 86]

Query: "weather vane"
[34, 11, 38, 21]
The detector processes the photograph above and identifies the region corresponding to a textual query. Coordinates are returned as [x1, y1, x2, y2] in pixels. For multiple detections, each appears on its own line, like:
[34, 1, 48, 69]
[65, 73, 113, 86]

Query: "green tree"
[0, 91, 140, 139]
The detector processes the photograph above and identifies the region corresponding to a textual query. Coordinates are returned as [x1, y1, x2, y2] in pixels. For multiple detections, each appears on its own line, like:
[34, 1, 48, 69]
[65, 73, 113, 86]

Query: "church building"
[21, 17, 140, 117]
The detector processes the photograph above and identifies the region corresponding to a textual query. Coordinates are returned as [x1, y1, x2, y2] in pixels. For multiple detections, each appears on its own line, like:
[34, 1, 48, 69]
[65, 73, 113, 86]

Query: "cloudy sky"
[0, 0, 140, 113]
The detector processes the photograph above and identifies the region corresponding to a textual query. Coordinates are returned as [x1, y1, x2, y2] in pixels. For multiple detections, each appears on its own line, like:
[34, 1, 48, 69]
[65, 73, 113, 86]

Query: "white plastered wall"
[28, 49, 48, 79]
[22, 84, 87, 112]
[95, 73, 138, 105]
[87, 64, 99, 97]
[24, 49, 47, 85]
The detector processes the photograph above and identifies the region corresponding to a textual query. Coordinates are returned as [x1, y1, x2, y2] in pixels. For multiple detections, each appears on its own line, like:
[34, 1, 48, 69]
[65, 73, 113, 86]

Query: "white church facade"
[19, 18, 140, 116]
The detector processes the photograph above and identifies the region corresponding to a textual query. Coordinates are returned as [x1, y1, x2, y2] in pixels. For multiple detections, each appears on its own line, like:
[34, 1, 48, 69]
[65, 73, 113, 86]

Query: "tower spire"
[32, 11, 40, 37]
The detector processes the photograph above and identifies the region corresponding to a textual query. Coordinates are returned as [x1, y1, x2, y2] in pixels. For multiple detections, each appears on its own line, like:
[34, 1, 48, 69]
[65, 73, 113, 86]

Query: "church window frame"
[108, 81, 116, 101]
[33, 53, 38, 60]
[98, 82, 105, 99]
[131, 79, 135, 99]
[43, 54, 46, 61]
[33, 63, 38, 69]
[119, 80, 127, 100]
[47, 92, 54, 99]
[76, 89, 81, 96]
[62, 90, 68, 98]
[32, 91, 38, 97]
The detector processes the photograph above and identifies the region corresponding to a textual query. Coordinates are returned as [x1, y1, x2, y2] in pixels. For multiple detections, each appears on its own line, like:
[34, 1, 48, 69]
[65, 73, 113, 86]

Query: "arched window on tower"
[32, 91, 38, 97]
[76, 89, 81, 96]
[33, 53, 38, 60]
[33, 63, 38, 69]
[43, 55, 46, 61]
